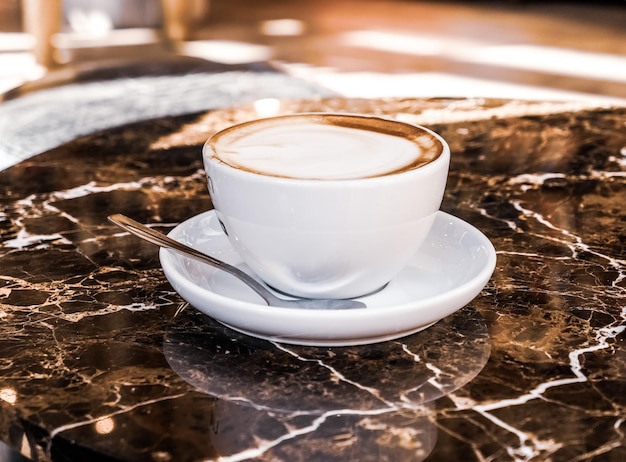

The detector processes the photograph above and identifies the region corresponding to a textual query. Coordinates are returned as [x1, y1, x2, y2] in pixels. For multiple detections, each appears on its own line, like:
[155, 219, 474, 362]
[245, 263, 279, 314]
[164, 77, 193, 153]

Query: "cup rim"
[203, 112, 449, 182]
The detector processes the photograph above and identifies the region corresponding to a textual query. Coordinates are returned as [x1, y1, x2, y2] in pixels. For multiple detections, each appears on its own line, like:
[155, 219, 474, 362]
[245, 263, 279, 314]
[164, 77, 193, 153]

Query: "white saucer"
[160, 210, 496, 346]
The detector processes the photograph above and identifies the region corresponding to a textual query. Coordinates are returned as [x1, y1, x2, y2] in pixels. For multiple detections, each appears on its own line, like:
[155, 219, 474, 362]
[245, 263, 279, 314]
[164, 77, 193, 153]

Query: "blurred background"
[0, 0, 625, 103]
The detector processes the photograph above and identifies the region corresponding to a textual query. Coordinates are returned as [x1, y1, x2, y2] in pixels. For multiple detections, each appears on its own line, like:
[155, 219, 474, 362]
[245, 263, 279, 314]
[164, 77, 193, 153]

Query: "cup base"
[266, 281, 390, 301]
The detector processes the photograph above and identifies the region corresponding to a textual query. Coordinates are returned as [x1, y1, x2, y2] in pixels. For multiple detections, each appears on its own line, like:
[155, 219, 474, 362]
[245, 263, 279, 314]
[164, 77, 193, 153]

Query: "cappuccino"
[207, 114, 442, 180]
[203, 113, 450, 299]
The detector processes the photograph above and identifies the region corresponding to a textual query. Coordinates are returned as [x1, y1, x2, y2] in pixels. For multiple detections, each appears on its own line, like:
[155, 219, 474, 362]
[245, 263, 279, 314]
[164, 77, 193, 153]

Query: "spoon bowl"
[108, 214, 366, 310]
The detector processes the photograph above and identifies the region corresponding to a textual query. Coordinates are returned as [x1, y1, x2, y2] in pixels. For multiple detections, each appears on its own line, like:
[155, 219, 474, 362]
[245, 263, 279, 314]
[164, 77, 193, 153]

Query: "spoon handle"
[107, 214, 280, 306]
[108, 214, 366, 310]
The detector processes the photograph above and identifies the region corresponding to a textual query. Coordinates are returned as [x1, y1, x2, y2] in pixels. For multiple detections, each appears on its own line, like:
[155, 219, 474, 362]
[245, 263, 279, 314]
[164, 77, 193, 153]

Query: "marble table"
[0, 66, 625, 461]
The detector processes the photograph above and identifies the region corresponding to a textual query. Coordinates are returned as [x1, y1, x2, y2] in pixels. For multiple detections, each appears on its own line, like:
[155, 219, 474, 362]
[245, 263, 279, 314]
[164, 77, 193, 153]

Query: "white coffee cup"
[203, 113, 450, 299]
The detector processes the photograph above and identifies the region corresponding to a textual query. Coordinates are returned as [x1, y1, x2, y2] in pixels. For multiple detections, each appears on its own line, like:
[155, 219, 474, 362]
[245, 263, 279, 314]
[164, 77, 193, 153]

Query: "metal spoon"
[108, 214, 366, 310]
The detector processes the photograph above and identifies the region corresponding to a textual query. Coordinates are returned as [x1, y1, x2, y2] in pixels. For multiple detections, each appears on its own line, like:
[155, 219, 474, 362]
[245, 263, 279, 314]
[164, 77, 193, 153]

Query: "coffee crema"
[207, 114, 442, 180]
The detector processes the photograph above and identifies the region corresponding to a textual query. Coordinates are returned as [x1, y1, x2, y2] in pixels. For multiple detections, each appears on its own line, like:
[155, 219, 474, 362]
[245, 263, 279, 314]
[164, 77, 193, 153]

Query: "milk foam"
[213, 122, 430, 180]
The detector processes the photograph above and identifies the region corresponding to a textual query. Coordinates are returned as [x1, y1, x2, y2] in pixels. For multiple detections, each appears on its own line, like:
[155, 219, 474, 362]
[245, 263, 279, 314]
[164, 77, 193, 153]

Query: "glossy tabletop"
[0, 67, 625, 461]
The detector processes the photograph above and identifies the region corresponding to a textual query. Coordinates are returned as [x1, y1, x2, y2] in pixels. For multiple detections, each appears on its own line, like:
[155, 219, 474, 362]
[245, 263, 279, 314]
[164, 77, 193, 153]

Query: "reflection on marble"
[163, 306, 493, 461]
[206, 398, 436, 462]
[161, 306, 489, 460]
[165, 306, 489, 411]
[0, 97, 625, 461]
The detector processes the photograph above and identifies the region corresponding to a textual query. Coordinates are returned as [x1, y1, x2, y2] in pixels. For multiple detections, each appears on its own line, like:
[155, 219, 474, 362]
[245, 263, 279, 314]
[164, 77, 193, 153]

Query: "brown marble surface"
[0, 94, 625, 461]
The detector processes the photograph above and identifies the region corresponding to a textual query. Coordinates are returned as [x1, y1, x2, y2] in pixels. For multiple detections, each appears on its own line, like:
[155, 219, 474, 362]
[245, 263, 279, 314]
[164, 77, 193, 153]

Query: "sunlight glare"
[0, 387, 17, 404]
[260, 19, 305, 36]
[254, 98, 282, 117]
[181, 40, 273, 64]
[67, 8, 113, 37]
[95, 417, 115, 434]
[342, 30, 443, 56]
[462, 45, 626, 83]
[341, 30, 626, 83]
